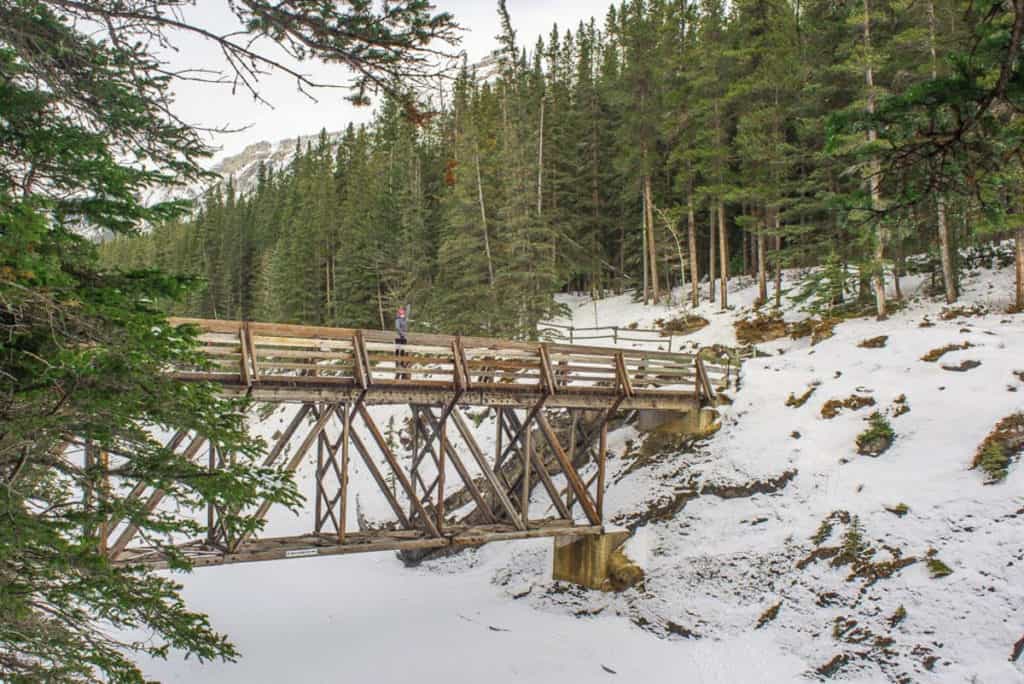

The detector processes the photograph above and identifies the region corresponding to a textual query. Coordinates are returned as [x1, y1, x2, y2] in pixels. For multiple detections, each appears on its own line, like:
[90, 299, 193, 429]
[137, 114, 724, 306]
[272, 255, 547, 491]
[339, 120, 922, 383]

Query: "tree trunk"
[757, 206, 769, 306]
[1016, 226, 1024, 311]
[644, 173, 659, 303]
[893, 248, 903, 301]
[927, 0, 956, 304]
[864, 0, 887, 319]
[773, 231, 782, 308]
[741, 230, 749, 278]
[475, 149, 495, 287]
[708, 204, 716, 303]
[718, 200, 728, 309]
[642, 210, 649, 304]
[537, 97, 544, 217]
[688, 196, 699, 307]
[937, 197, 957, 303]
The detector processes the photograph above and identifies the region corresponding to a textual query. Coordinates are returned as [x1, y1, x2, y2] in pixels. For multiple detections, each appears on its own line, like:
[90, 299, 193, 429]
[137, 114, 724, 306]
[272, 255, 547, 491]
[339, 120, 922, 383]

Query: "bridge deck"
[169, 317, 722, 410]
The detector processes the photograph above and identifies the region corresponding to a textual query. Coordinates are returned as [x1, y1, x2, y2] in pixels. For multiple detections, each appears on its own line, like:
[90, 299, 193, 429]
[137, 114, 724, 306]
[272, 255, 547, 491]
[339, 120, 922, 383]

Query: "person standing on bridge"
[395, 305, 409, 380]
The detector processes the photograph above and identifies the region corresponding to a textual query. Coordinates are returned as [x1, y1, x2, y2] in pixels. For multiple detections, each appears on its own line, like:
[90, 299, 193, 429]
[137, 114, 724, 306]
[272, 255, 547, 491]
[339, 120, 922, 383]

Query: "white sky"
[167, 1, 609, 161]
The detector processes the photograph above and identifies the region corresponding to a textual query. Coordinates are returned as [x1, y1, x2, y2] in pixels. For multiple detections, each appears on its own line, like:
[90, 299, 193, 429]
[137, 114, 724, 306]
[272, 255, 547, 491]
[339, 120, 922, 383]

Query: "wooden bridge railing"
[170, 317, 728, 407]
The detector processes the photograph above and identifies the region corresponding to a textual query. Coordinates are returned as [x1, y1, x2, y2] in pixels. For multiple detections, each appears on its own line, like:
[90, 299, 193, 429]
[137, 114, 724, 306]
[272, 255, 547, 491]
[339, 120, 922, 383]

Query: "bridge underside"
[117, 522, 604, 570]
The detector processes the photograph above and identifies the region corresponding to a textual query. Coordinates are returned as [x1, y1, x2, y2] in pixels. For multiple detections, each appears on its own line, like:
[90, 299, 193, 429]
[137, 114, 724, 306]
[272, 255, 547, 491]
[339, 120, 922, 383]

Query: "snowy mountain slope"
[143, 131, 343, 208]
[140, 260, 1023, 683]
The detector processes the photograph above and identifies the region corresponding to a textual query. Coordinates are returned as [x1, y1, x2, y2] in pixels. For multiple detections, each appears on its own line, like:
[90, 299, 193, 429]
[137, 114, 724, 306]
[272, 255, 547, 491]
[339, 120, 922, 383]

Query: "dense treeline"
[103, 0, 1024, 336]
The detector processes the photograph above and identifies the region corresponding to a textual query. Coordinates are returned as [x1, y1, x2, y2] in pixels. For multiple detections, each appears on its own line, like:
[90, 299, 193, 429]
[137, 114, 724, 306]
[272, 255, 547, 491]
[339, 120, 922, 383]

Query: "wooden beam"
[449, 408, 524, 529]
[107, 434, 209, 558]
[356, 404, 440, 537]
[416, 409, 497, 524]
[534, 412, 601, 526]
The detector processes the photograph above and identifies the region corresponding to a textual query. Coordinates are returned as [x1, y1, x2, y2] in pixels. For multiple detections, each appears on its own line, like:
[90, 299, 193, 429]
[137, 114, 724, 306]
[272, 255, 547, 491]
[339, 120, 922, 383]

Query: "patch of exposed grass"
[816, 653, 850, 677]
[788, 317, 839, 345]
[856, 412, 895, 457]
[892, 394, 910, 417]
[921, 341, 974, 362]
[884, 503, 909, 517]
[940, 304, 987, 320]
[926, 557, 953, 578]
[801, 514, 917, 585]
[941, 359, 982, 372]
[658, 315, 709, 336]
[786, 382, 819, 408]
[821, 395, 876, 419]
[858, 335, 888, 349]
[755, 601, 782, 629]
[735, 312, 788, 345]
[972, 413, 1024, 483]
[810, 510, 850, 545]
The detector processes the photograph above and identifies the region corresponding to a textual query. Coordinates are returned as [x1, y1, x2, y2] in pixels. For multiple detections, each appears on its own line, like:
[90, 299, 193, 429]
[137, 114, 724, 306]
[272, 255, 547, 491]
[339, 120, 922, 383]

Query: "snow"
[139, 258, 1024, 683]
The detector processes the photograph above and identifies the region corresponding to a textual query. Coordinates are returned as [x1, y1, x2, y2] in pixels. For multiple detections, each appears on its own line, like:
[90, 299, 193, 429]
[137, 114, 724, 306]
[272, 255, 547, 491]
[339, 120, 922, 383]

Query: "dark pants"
[395, 336, 407, 380]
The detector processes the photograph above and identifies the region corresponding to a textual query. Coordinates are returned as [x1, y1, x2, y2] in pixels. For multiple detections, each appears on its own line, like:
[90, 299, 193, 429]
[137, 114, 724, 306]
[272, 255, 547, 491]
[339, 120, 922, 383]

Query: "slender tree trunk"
[688, 196, 699, 307]
[708, 204, 717, 303]
[894, 248, 903, 300]
[642, 209, 649, 304]
[938, 197, 957, 303]
[741, 230, 749, 278]
[1016, 226, 1024, 311]
[928, 0, 957, 303]
[758, 207, 769, 306]
[475, 149, 495, 287]
[537, 97, 544, 217]
[773, 229, 783, 308]
[718, 200, 728, 309]
[619, 221, 625, 296]
[864, 0, 887, 319]
[659, 207, 687, 306]
[644, 173, 659, 303]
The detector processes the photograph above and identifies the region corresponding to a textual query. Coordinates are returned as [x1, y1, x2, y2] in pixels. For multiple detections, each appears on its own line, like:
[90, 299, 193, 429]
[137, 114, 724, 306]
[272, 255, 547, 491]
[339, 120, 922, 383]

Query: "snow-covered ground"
[140, 259, 1024, 683]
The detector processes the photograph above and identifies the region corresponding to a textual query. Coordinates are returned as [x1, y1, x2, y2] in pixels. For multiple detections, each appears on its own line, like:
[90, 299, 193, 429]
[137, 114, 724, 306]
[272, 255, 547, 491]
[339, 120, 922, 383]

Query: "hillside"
[137, 258, 1023, 683]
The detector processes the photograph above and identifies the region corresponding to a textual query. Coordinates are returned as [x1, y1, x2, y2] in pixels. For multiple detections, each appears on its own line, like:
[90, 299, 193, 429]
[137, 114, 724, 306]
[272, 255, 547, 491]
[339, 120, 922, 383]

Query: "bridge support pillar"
[552, 530, 633, 590]
[636, 407, 719, 435]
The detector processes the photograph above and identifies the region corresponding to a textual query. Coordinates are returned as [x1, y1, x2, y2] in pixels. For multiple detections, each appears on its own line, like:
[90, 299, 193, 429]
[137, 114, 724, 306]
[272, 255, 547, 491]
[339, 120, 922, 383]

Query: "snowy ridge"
[141, 261, 1023, 683]
[144, 130, 343, 208]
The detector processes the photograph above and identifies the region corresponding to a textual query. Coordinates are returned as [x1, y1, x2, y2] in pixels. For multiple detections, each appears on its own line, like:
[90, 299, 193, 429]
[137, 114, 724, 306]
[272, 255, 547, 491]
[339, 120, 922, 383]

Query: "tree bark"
[708, 203, 716, 303]
[475, 149, 495, 287]
[642, 209, 649, 304]
[864, 0, 887, 319]
[773, 232, 782, 308]
[537, 97, 544, 217]
[644, 173, 659, 303]
[718, 200, 728, 309]
[928, 0, 957, 304]
[938, 197, 957, 303]
[688, 196, 699, 307]
[757, 206, 769, 306]
[1016, 226, 1024, 311]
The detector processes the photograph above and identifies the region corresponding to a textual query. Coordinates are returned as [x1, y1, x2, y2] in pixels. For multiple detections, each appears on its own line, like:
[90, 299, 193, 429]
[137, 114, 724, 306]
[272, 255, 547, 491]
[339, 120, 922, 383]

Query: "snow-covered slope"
[144, 130, 343, 208]
[140, 259, 1024, 683]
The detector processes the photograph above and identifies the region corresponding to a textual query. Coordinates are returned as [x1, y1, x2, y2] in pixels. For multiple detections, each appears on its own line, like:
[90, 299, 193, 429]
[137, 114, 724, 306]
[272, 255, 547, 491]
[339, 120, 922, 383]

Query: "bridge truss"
[105, 318, 726, 569]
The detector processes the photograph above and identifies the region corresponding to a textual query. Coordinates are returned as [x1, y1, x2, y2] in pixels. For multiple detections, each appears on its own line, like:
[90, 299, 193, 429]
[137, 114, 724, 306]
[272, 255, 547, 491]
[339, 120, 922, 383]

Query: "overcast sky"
[168, 1, 609, 162]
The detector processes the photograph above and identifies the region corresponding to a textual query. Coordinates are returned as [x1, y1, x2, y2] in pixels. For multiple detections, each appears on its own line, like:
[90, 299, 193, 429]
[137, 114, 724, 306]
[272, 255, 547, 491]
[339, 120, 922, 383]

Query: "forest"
[102, 0, 1024, 337]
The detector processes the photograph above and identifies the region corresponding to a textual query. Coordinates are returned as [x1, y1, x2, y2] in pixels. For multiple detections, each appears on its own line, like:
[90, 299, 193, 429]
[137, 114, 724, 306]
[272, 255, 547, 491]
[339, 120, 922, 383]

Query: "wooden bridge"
[107, 318, 728, 570]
